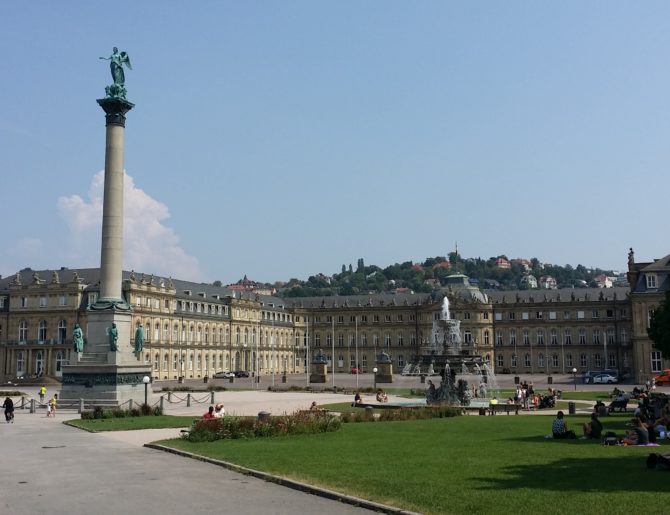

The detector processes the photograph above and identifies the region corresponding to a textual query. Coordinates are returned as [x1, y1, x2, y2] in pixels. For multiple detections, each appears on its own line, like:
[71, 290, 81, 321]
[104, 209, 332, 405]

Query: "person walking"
[39, 386, 46, 405]
[2, 396, 14, 423]
[48, 394, 57, 418]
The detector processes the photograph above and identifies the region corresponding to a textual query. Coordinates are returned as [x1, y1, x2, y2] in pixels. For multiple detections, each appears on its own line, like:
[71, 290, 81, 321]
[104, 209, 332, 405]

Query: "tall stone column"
[60, 71, 151, 406]
[96, 98, 134, 305]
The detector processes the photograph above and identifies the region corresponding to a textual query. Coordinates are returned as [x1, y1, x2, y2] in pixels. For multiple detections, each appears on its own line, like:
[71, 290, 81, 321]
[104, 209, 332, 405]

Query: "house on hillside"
[520, 274, 538, 289]
[495, 257, 511, 269]
[539, 275, 557, 289]
[595, 274, 613, 288]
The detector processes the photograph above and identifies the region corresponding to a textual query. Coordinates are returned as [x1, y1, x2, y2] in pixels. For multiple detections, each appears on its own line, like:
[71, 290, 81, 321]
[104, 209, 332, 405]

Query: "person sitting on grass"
[583, 412, 603, 439]
[309, 401, 319, 411]
[203, 405, 216, 420]
[552, 411, 576, 439]
[376, 389, 388, 403]
[213, 403, 225, 418]
[622, 417, 649, 445]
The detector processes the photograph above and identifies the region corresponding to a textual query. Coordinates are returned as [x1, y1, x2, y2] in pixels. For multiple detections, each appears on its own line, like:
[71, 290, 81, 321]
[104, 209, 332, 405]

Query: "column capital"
[96, 97, 135, 127]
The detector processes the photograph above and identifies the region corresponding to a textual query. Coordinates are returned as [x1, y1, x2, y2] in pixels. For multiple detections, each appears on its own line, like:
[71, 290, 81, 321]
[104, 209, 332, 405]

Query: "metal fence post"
[21, 396, 26, 409]
[160, 395, 165, 412]
[187, 393, 191, 407]
[30, 398, 36, 414]
[79, 398, 84, 414]
[210, 391, 215, 404]
[167, 391, 172, 402]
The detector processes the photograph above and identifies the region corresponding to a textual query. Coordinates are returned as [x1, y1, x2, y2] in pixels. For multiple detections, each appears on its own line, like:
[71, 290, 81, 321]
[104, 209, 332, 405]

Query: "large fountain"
[404, 295, 500, 406]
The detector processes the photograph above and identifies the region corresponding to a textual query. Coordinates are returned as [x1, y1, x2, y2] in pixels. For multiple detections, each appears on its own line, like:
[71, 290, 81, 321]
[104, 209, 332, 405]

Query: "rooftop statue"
[100, 47, 132, 99]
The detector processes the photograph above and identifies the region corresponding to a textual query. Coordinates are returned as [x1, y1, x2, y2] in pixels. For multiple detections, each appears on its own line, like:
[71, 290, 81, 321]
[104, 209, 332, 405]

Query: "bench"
[488, 403, 521, 415]
[609, 400, 628, 412]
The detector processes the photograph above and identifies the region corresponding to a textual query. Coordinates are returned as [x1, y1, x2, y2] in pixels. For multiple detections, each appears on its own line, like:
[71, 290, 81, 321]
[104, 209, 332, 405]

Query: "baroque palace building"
[0, 251, 668, 384]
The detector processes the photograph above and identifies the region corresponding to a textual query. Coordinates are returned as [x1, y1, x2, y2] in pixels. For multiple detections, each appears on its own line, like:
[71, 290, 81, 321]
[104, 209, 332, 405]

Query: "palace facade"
[1, 251, 668, 384]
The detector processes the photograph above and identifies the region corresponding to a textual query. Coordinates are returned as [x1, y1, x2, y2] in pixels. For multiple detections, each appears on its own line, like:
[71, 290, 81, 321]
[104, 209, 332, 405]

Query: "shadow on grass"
[474, 455, 667, 493]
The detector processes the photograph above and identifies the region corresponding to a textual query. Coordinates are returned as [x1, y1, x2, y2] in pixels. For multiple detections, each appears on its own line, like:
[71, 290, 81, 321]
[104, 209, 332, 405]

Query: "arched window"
[236, 328, 240, 344]
[154, 323, 160, 341]
[538, 353, 545, 367]
[154, 353, 159, 371]
[524, 353, 531, 367]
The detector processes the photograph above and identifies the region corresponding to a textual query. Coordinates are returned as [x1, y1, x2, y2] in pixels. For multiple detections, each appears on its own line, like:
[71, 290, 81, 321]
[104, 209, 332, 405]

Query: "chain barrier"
[191, 394, 211, 404]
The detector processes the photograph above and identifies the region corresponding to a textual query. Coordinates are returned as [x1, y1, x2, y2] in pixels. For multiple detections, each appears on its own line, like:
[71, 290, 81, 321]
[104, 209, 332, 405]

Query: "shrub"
[340, 406, 461, 424]
[184, 410, 341, 442]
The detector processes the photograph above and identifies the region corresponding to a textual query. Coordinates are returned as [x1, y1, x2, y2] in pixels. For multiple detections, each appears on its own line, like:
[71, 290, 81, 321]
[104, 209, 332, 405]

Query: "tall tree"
[648, 290, 670, 359]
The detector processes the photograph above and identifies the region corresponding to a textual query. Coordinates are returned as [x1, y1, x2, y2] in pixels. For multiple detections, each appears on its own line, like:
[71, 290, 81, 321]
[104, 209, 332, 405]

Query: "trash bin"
[568, 401, 576, 415]
[203, 376, 208, 384]
[420, 374, 426, 384]
[514, 376, 520, 385]
[229, 376, 234, 384]
[281, 374, 287, 384]
[258, 411, 271, 422]
[547, 376, 553, 385]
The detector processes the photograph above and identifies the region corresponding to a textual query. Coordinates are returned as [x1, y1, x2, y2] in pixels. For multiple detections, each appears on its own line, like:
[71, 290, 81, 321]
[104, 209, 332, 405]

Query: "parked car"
[234, 370, 250, 378]
[213, 371, 235, 379]
[350, 367, 359, 374]
[592, 373, 618, 384]
[654, 369, 670, 386]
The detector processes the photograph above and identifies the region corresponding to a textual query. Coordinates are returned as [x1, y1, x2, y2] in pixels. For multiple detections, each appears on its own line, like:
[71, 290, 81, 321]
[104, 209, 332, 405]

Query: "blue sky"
[1, 2, 669, 284]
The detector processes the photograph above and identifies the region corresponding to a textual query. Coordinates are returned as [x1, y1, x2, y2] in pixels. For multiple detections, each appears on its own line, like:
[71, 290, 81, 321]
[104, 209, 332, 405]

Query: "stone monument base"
[59, 364, 152, 408]
[310, 361, 327, 383]
[375, 362, 393, 383]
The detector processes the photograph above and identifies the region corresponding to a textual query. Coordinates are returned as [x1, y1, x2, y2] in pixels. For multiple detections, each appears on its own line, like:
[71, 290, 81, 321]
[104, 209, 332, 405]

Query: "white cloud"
[57, 171, 201, 280]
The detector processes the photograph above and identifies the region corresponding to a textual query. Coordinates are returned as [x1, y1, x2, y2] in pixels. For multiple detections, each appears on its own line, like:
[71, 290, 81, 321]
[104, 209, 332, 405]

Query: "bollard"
[187, 393, 191, 407]
[79, 398, 85, 414]
[21, 396, 26, 409]
[167, 391, 172, 402]
[128, 399, 133, 411]
[160, 395, 165, 412]
[30, 398, 36, 414]
[258, 411, 270, 422]
[210, 391, 215, 404]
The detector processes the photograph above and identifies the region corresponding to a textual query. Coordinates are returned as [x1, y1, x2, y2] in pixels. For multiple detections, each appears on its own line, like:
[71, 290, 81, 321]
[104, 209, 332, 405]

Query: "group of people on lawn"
[551, 396, 670, 444]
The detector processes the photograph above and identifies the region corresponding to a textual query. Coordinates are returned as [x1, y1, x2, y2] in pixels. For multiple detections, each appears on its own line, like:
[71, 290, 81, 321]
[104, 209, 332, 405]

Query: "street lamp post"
[373, 367, 378, 390]
[572, 368, 577, 391]
[142, 375, 151, 406]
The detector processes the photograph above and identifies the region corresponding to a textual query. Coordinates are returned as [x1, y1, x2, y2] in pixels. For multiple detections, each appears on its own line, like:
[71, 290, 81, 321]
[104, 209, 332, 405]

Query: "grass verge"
[65, 415, 197, 432]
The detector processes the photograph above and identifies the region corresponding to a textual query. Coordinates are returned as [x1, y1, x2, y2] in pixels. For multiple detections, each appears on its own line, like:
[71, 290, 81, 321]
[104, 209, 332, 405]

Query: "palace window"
[38, 320, 47, 342]
[564, 330, 572, 345]
[524, 354, 531, 367]
[579, 329, 586, 345]
[522, 330, 530, 346]
[552, 354, 559, 367]
[593, 330, 600, 345]
[497, 354, 504, 367]
[565, 353, 573, 367]
[550, 329, 558, 345]
[495, 331, 503, 346]
[58, 320, 67, 343]
[18, 321, 28, 342]
[580, 353, 587, 367]
[509, 330, 516, 346]
[39, 296, 47, 308]
[647, 274, 658, 289]
[651, 351, 663, 373]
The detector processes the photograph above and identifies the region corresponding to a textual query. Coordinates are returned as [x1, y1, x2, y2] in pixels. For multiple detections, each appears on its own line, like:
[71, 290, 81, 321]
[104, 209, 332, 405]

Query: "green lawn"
[160, 413, 668, 515]
[65, 415, 197, 432]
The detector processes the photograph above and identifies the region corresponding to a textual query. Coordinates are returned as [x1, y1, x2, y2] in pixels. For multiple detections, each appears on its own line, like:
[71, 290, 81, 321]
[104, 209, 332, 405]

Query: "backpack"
[603, 431, 618, 446]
